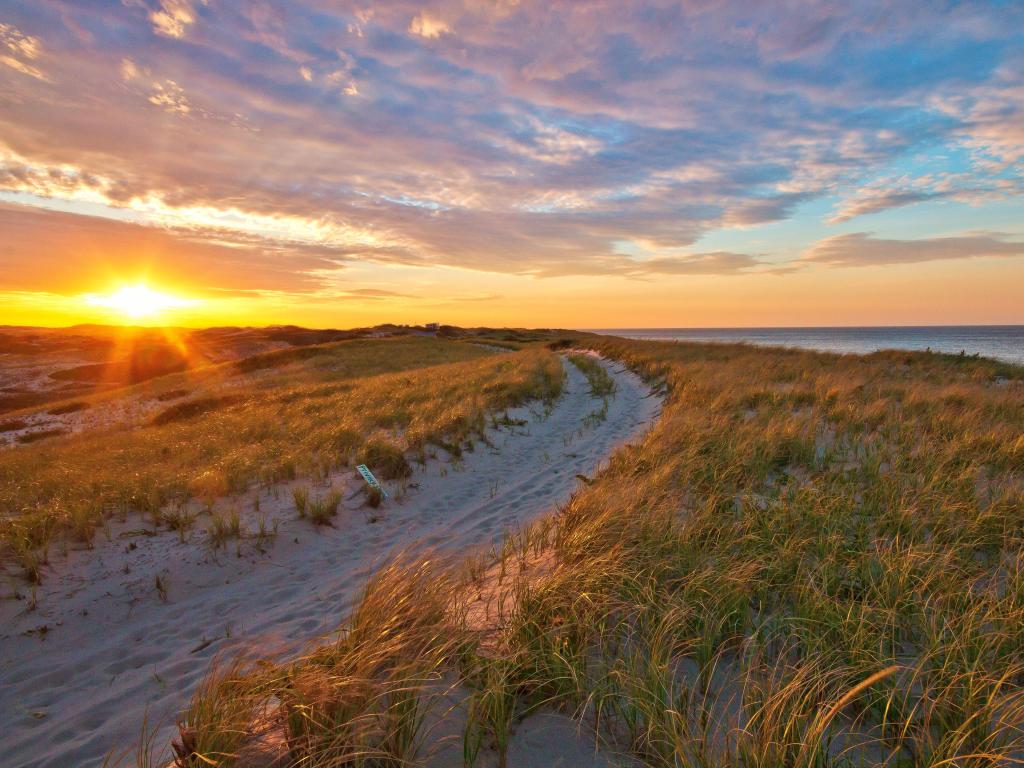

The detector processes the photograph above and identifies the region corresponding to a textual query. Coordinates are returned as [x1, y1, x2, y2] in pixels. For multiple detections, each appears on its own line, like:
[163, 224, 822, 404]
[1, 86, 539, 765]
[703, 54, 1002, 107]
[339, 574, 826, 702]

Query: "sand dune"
[0, 355, 659, 768]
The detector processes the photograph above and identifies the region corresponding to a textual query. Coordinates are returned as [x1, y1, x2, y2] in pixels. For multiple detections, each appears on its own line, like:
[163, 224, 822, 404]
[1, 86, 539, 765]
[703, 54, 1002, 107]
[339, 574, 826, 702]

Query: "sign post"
[356, 464, 389, 499]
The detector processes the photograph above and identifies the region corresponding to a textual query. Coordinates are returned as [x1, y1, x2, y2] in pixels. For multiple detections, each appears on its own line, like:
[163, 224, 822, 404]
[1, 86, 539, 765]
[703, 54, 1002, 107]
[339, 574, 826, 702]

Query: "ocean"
[591, 326, 1024, 366]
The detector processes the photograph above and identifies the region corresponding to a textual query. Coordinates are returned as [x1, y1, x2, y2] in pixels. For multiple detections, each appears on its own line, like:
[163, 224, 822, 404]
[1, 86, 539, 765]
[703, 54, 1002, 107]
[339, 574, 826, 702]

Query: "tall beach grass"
[102, 336, 1024, 765]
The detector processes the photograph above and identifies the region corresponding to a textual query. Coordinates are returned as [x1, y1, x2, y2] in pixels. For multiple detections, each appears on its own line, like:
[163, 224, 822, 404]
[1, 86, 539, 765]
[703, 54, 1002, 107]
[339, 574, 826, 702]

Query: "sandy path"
[0, 355, 660, 768]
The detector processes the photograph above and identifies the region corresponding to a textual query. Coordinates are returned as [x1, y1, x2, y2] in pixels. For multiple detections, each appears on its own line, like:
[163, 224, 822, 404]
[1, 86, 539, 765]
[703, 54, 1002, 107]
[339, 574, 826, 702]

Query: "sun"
[85, 284, 196, 321]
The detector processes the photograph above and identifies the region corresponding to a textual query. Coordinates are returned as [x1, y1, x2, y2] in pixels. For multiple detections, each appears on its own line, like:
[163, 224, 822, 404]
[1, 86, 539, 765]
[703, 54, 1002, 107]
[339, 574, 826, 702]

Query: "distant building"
[425, 322, 440, 331]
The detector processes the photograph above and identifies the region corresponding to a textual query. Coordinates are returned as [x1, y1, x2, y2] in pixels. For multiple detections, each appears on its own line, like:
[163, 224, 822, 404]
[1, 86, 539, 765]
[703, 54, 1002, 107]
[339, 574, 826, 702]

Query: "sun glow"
[85, 284, 197, 320]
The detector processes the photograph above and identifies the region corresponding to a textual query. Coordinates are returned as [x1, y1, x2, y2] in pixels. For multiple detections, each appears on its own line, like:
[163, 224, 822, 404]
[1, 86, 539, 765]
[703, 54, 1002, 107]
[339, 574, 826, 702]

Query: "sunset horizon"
[7, 314, 1024, 332]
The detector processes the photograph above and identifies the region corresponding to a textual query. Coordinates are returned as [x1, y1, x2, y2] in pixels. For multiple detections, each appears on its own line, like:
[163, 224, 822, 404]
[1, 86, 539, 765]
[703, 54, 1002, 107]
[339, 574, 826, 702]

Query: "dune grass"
[153, 337, 1024, 767]
[0, 336, 564, 581]
[567, 352, 617, 397]
[569, 352, 618, 427]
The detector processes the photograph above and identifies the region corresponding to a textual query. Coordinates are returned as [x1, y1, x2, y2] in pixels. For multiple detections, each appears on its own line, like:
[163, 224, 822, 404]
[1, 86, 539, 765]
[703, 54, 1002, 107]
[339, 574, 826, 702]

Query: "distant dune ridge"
[0, 324, 423, 415]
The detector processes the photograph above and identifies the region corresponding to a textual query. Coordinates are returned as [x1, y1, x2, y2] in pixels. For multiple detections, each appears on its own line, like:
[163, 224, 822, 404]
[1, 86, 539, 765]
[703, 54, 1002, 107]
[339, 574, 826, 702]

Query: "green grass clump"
[567, 352, 617, 397]
[160, 506, 196, 535]
[170, 659, 272, 768]
[292, 487, 309, 518]
[206, 509, 243, 549]
[359, 440, 411, 480]
[307, 491, 342, 526]
[463, 655, 518, 768]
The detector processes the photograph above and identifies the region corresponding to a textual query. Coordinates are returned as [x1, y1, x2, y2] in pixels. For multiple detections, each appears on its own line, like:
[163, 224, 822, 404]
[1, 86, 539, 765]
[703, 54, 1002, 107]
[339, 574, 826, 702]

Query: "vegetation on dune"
[150, 395, 247, 425]
[47, 401, 90, 416]
[0, 337, 564, 580]
[154, 338, 1024, 767]
[568, 352, 617, 397]
[16, 428, 69, 444]
[160, 559, 461, 768]
[569, 352, 617, 427]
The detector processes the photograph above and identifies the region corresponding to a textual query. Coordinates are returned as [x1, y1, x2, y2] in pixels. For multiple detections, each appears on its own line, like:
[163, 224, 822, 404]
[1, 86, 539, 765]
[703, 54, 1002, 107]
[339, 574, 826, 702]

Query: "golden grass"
[113, 337, 1024, 765]
[0, 336, 564, 580]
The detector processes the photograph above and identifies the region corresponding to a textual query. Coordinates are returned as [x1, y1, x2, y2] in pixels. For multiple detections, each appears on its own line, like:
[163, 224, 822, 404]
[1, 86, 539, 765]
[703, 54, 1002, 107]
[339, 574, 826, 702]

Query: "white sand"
[0, 355, 660, 767]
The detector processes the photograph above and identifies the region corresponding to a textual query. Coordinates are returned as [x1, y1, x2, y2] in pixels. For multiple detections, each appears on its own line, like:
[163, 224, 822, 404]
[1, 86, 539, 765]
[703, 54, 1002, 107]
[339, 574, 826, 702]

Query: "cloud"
[828, 173, 1024, 223]
[408, 12, 450, 39]
[344, 288, 411, 299]
[147, 80, 191, 115]
[121, 58, 141, 81]
[0, 203, 342, 295]
[723, 195, 808, 227]
[829, 190, 947, 223]
[0, 22, 47, 80]
[930, 53, 1024, 166]
[0, 22, 40, 60]
[631, 251, 762, 276]
[803, 232, 1024, 267]
[149, 0, 199, 39]
[0, 0, 1020, 291]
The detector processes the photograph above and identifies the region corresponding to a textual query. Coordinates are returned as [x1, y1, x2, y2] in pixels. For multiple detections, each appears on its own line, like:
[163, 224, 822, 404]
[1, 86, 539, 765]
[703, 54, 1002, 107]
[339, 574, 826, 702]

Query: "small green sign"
[356, 464, 389, 499]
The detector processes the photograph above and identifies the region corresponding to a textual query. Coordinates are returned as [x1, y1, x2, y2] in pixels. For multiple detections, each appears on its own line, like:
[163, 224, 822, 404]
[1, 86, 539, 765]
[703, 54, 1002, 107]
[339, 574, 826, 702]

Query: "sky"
[0, 0, 1022, 329]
